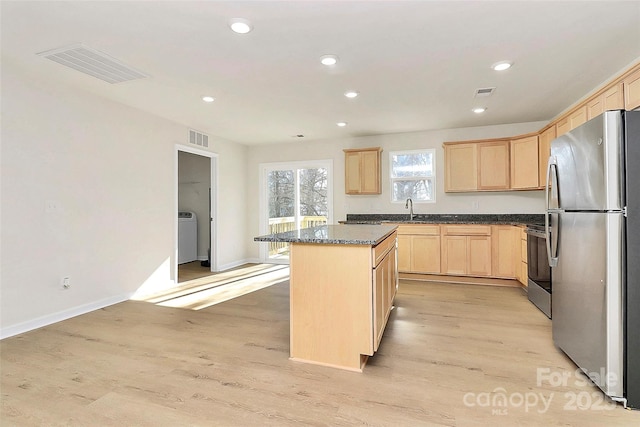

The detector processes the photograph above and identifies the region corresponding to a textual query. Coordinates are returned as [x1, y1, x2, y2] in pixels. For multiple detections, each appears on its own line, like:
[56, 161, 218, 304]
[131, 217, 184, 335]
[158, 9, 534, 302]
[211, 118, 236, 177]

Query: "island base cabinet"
[374, 247, 397, 350]
[289, 233, 397, 372]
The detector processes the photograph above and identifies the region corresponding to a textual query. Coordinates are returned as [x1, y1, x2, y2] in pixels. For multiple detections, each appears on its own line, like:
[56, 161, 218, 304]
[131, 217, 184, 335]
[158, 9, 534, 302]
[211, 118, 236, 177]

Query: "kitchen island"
[254, 224, 398, 371]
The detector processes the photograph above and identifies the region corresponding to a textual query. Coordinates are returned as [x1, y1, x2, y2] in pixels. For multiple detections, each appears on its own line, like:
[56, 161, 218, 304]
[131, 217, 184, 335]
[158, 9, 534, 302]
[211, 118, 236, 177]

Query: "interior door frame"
[258, 159, 333, 263]
[175, 144, 218, 280]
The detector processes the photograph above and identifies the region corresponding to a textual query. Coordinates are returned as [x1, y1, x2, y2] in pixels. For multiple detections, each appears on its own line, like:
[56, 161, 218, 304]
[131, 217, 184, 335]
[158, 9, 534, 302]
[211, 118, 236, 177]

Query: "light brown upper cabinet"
[538, 126, 556, 187]
[588, 83, 624, 120]
[344, 147, 382, 194]
[625, 68, 640, 111]
[510, 135, 539, 189]
[444, 143, 478, 192]
[556, 116, 570, 137]
[557, 105, 588, 137]
[477, 141, 510, 190]
[443, 139, 515, 192]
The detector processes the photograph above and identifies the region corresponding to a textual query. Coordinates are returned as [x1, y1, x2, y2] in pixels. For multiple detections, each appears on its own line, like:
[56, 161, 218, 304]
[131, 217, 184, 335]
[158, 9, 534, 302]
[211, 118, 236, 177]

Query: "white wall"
[246, 121, 548, 260]
[0, 62, 247, 337]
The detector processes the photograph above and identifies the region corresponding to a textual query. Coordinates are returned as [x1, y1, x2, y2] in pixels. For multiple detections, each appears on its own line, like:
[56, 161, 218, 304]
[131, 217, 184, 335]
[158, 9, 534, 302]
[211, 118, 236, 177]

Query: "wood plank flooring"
[2, 281, 639, 426]
[177, 260, 218, 283]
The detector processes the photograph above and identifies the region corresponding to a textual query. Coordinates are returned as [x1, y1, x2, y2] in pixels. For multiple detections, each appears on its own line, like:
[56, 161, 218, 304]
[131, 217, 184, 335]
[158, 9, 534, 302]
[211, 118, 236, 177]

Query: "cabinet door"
[412, 235, 441, 274]
[520, 231, 528, 286]
[373, 248, 396, 351]
[373, 256, 386, 351]
[491, 226, 518, 278]
[468, 236, 492, 277]
[478, 141, 510, 190]
[387, 247, 397, 307]
[444, 144, 477, 192]
[556, 117, 570, 137]
[510, 136, 539, 189]
[397, 235, 411, 272]
[441, 235, 467, 275]
[345, 151, 361, 194]
[569, 106, 587, 130]
[361, 150, 381, 194]
[538, 126, 556, 187]
[587, 97, 604, 120]
[587, 84, 624, 120]
[344, 148, 381, 195]
[624, 68, 640, 110]
[603, 83, 624, 111]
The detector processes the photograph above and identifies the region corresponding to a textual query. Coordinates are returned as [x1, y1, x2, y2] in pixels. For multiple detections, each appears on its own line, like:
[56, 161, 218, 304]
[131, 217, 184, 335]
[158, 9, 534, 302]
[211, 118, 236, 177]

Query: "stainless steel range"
[526, 223, 551, 318]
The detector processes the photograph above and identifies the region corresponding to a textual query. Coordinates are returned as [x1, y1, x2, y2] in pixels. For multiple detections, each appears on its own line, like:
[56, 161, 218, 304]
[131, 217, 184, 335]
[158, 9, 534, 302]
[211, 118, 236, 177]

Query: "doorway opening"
[176, 145, 217, 283]
[259, 160, 333, 263]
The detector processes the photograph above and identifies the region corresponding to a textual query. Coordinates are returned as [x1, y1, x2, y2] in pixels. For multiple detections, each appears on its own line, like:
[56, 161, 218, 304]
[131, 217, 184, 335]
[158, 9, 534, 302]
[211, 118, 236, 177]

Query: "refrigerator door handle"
[546, 212, 559, 267]
[546, 156, 559, 267]
[546, 155, 558, 210]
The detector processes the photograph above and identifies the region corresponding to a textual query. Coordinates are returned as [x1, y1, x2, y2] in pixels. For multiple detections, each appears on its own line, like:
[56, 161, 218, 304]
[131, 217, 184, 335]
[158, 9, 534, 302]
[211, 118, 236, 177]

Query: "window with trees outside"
[389, 149, 435, 202]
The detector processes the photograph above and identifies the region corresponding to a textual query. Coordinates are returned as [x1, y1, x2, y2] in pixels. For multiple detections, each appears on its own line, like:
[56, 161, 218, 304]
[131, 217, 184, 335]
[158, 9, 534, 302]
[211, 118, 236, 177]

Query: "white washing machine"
[178, 211, 197, 264]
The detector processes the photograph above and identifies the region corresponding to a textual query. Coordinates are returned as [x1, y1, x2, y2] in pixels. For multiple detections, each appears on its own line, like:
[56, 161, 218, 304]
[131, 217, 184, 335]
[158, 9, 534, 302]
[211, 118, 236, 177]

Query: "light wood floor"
[177, 260, 217, 282]
[2, 281, 639, 426]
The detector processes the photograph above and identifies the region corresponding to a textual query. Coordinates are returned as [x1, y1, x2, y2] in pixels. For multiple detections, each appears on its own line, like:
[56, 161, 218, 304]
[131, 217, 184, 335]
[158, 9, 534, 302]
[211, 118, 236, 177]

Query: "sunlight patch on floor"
[133, 263, 289, 310]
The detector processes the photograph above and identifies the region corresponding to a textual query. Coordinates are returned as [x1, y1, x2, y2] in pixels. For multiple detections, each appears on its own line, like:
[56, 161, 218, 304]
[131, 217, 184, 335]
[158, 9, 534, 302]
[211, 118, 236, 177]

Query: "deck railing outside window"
[268, 216, 327, 256]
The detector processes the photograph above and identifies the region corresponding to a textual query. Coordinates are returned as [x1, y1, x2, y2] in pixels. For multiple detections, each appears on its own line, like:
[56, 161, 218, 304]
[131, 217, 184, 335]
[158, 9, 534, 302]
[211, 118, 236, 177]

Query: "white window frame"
[389, 149, 436, 203]
[258, 159, 333, 263]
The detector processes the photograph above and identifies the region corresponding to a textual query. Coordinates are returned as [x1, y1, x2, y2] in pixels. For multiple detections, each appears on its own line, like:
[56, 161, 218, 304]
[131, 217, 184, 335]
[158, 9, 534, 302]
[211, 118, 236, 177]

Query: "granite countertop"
[340, 213, 544, 226]
[254, 224, 398, 245]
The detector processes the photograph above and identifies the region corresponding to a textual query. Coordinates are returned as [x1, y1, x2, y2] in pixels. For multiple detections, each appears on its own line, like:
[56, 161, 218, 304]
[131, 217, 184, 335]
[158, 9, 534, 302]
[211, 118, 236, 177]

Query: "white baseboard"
[0, 293, 133, 340]
[216, 257, 261, 272]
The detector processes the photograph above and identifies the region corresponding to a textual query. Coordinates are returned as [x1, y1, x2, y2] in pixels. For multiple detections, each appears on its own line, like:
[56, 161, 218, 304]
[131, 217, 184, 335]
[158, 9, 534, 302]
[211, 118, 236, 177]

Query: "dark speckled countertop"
[340, 213, 544, 225]
[254, 224, 397, 245]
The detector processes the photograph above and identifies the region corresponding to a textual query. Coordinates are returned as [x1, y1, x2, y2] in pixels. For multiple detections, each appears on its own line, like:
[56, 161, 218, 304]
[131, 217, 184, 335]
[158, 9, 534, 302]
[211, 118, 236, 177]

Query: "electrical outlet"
[471, 201, 480, 211]
[62, 277, 70, 289]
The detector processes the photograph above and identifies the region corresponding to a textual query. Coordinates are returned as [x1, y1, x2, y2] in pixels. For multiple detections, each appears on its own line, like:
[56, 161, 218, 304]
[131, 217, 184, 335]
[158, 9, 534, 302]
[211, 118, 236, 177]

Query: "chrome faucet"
[405, 198, 414, 221]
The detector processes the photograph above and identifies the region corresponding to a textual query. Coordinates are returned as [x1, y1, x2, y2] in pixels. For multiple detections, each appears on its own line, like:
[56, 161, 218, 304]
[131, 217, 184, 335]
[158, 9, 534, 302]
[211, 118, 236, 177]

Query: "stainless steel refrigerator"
[546, 110, 640, 409]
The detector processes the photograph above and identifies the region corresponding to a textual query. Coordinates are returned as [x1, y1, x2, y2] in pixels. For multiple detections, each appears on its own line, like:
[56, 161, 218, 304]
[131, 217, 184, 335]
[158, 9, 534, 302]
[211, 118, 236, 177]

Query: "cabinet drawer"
[442, 225, 491, 236]
[373, 233, 396, 267]
[395, 224, 440, 235]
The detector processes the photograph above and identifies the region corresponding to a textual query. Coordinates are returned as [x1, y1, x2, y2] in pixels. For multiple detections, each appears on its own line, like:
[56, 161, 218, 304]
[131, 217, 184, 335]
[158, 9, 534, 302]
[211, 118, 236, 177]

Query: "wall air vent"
[474, 87, 496, 97]
[189, 130, 209, 148]
[36, 44, 148, 84]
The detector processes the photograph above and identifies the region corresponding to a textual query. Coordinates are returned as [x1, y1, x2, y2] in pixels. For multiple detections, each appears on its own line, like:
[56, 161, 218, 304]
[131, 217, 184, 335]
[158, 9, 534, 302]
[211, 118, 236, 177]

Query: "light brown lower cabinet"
[491, 225, 519, 278]
[397, 223, 526, 282]
[395, 224, 441, 274]
[289, 231, 397, 372]
[374, 244, 396, 350]
[516, 227, 528, 286]
[441, 235, 492, 276]
[441, 225, 492, 277]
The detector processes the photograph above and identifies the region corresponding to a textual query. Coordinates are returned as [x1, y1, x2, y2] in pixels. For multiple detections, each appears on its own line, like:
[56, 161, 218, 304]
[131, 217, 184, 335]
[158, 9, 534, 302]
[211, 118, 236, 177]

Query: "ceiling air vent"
[36, 44, 148, 84]
[474, 87, 496, 97]
[189, 130, 209, 148]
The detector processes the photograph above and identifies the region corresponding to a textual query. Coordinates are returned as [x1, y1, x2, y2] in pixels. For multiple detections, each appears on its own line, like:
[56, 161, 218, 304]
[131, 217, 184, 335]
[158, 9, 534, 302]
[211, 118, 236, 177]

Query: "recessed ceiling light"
[472, 107, 487, 114]
[202, 96, 215, 103]
[492, 61, 512, 71]
[229, 18, 252, 34]
[320, 55, 338, 66]
[337, 122, 348, 127]
[344, 91, 359, 98]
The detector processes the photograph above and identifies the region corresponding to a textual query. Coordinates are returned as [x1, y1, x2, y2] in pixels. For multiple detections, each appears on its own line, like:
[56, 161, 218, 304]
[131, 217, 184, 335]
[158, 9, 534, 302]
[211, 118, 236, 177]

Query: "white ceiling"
[2, 1, 639, 146]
